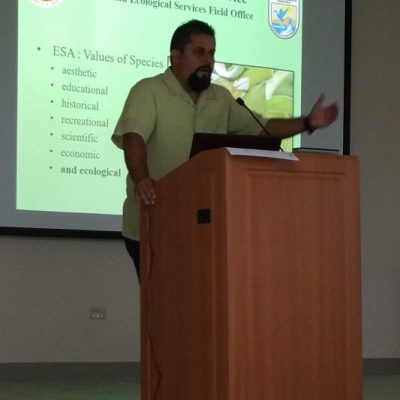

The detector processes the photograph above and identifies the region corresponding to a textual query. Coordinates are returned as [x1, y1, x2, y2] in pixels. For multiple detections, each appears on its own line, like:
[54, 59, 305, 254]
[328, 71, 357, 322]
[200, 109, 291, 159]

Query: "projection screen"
[0, 0, 350, 235]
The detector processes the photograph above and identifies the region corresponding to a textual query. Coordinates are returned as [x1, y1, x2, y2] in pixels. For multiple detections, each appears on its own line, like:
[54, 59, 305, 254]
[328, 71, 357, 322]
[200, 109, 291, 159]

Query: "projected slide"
[17, 0, 302, 217]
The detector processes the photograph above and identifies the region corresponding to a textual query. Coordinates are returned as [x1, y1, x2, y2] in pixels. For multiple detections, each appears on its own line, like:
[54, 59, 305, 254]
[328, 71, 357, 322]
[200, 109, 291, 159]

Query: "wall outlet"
[90, 307, 107, 320]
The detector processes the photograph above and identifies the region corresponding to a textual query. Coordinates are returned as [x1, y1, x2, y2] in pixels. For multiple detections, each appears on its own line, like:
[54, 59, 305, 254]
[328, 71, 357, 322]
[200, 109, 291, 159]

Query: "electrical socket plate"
[90, 307, 107, 320]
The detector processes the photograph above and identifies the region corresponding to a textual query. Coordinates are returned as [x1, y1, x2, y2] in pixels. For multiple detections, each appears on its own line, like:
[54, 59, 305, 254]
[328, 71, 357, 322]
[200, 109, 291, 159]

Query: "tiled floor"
[364, 375, 400, 400]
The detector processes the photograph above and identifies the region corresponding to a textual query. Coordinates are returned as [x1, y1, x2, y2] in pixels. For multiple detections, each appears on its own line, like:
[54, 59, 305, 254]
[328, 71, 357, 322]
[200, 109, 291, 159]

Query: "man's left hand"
[308, 94, 339, 131]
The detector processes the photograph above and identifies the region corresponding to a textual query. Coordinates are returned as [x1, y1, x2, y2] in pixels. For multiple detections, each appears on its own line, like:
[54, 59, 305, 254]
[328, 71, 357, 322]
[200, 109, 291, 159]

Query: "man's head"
[170, 20, 216, 93]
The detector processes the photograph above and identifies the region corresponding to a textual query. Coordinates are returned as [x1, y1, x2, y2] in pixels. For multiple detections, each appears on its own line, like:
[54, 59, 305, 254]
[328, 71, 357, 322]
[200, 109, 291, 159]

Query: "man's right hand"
[135, 176, 156, 206]
[123, 133, 156, 206]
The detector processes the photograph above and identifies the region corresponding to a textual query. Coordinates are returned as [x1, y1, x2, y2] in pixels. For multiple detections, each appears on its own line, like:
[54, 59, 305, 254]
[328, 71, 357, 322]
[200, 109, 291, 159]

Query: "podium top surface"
[189, 133, 281, 158]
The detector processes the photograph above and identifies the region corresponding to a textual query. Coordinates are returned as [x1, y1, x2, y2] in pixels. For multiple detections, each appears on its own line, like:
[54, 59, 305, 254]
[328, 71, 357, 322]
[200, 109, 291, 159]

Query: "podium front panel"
[141, 150, 362, 400]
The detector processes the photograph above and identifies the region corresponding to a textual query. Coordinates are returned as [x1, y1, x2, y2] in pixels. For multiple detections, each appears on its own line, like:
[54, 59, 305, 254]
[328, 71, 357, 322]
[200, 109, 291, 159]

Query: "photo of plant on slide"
[212, 63, 293, 119]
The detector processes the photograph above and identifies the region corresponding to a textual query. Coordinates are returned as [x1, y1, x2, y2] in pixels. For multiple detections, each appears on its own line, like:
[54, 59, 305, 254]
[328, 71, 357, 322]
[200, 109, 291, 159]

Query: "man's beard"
[188, 65, 212, 92]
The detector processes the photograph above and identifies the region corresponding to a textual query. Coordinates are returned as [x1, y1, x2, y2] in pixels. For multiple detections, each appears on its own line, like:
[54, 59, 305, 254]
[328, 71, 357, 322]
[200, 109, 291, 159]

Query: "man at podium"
[112, 19, 338, 280]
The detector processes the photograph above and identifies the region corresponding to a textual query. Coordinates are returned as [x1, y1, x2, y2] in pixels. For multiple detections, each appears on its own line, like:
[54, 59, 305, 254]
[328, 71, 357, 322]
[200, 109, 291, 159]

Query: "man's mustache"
[196, 65, 212, 74]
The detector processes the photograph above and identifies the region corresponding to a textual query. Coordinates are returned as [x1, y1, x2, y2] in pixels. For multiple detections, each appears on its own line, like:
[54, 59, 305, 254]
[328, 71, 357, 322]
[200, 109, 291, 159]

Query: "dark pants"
[124, 238, 140, 282]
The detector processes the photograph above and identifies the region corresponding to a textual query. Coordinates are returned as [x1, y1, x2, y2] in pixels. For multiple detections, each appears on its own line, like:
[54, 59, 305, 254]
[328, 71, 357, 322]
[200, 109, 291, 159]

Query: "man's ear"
[170, 49, 181, 66]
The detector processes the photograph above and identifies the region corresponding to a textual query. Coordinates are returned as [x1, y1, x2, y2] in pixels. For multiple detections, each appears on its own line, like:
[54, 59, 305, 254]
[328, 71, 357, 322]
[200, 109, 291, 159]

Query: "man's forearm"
[264, 117, 310, 138]
[123, 133, 157, 205]
[123, 133, 149, 183]
[263, 95, 339, 138]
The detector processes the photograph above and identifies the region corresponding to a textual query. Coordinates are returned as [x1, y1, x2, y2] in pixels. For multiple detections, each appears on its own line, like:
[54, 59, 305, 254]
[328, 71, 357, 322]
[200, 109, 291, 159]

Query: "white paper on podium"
[225, 147, 299, 161]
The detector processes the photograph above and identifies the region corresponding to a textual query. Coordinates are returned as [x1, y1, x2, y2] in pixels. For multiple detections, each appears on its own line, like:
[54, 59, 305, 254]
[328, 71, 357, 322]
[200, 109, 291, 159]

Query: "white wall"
[351, 0, 400, 358]
[0, 236, 140, 362]
[0, 0, 399, 363]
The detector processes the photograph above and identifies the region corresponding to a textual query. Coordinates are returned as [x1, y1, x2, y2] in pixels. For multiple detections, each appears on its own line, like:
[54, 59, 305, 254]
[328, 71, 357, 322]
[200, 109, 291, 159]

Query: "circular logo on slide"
[30, 0, 63, 8]
[269, 0, 300, 39]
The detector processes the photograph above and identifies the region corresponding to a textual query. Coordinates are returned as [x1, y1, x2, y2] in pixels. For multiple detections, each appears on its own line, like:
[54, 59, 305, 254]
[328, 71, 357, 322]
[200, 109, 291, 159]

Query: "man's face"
[172, 34, 216, 92]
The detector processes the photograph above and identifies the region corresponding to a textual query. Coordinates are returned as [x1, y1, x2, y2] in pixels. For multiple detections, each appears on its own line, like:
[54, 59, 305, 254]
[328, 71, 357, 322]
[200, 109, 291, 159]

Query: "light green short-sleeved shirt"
[112, 68, 266, 240]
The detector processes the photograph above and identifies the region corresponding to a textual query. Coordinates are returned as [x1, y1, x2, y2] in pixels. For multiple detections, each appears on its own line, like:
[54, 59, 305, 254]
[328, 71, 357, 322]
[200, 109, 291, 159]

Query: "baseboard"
[0, 362, 140, 382]
[364, 358, 400, 375]
[1, 359, 399, 381]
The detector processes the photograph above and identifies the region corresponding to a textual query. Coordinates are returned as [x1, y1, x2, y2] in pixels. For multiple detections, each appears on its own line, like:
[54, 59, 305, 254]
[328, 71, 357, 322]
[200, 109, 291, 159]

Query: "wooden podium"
[140, 149, 362, 400]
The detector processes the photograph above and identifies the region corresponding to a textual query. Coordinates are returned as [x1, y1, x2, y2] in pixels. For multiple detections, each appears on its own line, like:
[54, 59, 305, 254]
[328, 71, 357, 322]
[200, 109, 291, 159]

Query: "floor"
[363, 375, 400, 400]
[0, 378, 138, 400]
[0, 375, 399, 399]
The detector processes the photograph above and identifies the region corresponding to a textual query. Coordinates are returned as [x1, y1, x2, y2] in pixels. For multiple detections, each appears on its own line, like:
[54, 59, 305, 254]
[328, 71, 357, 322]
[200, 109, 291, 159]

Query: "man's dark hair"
[170, 20, 215, 52]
